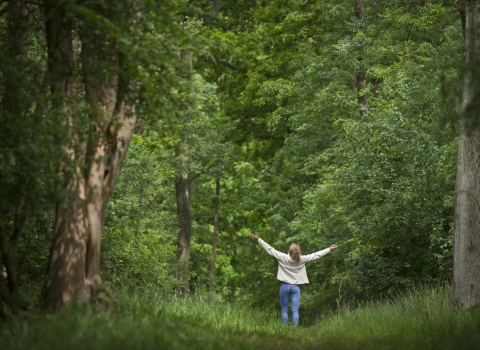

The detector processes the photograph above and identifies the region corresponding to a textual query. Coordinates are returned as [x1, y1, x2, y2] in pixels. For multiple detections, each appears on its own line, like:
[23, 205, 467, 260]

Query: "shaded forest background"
[0, 0, 466, 322]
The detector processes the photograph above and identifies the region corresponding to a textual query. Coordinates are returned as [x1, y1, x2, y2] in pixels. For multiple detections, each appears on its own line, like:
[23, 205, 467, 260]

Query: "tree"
[208, 173, 220, 301]
[174, 48, 195, 293]
[40, 0, 143, 309]
[202, 0, 461, 312]
[101, 132, 178, 291]
[0, 1, 53, 318]
[453, 0, 480, 311]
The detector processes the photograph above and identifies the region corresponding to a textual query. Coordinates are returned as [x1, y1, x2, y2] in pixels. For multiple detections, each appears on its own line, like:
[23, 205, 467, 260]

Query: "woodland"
[1, 0, 480, 348]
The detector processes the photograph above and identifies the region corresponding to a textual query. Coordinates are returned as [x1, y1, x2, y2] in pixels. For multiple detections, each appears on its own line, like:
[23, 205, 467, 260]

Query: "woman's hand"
[329, 244, 337, 251]
[250, 234, 259, 241]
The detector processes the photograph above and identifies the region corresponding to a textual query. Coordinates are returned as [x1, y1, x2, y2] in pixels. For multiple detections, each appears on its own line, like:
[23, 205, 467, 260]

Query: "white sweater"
[258, 238, 331, 285]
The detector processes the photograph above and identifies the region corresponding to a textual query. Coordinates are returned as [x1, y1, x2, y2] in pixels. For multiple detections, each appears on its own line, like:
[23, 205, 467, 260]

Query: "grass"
[1, 284, 479, 350]
[314, 285, 480, 349]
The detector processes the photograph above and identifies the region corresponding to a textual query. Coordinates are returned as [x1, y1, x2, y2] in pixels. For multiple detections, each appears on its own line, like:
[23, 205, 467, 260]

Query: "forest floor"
[1, 285, 479, 350]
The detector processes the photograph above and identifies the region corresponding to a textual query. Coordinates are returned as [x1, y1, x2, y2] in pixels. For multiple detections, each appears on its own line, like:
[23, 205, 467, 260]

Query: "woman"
[250, 234, 337, 326]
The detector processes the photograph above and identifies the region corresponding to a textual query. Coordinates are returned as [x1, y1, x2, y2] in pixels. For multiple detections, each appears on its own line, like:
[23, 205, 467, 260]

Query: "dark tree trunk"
[209, 175, 221, 302]
[0, 33, 49, 315]
[175, 47, 194, 294]
[356, 71, 367, 107]
[0, 221, 19, 314]
[453, 0, 480, 311]
[175, 167, 192, 293]
[354, 1, 368, 110]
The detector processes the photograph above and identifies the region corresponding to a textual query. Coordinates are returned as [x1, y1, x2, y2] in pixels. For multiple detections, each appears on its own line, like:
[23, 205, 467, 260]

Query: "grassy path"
[1, 285, 479, 350]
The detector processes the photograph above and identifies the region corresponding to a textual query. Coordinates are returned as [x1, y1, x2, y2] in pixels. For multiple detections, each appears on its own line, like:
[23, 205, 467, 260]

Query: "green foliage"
[102, 133, 178, 291]
[0, 3, 66, 295]
[0, 0, 201, 305]
[0, 0, 469, 325]
[203, 0, 462, 311]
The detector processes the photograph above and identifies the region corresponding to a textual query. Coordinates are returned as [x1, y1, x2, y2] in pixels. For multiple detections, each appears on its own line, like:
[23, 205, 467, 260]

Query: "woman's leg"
[279, 283, 290, 325]
[291, 285, 301, 326]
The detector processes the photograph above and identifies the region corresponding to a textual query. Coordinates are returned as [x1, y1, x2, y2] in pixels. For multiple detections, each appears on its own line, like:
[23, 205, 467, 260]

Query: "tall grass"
[314, 284, 480, 349]
[121, 290, 291, 336]
[1, 284, 479, 350]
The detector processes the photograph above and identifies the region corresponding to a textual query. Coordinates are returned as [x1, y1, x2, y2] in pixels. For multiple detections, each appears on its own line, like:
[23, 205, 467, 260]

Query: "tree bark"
[42, 0, 139, 310]
[453, 0, 480, 312]
[208, 175, 220, 302]
[81, 40, 137, 304]
[175, 48, 194, 294]
[175, 161, 192, 293]
[40, 0, 89, 310]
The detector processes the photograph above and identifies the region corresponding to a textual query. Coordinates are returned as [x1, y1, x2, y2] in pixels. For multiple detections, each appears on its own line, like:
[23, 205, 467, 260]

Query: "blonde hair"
[288, 243, 301, 263]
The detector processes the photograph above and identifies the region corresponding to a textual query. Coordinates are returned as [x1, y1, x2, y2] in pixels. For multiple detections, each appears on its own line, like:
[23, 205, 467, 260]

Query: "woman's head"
[288, 243, 301, 263]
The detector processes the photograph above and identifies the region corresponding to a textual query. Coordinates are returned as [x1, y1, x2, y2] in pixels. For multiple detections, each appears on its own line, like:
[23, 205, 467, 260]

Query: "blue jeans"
[279, 283, 301, 326]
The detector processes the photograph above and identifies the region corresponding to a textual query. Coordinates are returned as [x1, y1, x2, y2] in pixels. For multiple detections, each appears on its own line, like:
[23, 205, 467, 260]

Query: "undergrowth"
[1, 284, 479, 350]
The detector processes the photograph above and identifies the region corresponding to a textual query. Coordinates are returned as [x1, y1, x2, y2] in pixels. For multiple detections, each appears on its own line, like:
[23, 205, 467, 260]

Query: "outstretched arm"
[250, 234, 288, 261]
[302, 244, 338, 263]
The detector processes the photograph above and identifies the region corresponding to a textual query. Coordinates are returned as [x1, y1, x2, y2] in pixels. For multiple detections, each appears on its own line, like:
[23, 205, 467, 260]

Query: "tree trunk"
[175, 48, 194, 294]
[0, 34, 48, 314]
[175, 165, 192, 293]
[0, 221, 19, 314]
[0, 293, 8, 323]
[81, 34, 138, 303]
[42, 0, 138, 310]
[453, 0, 480, 312]
[208, 175, 220, 302]
[356, 70, 367, 108]
[354, 0, 368, 110]
[203, 0, 221, 25]
[41, 0, 88, 310]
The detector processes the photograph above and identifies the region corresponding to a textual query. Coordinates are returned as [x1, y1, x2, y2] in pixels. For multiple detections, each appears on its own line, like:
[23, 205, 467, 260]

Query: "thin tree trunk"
[0, 55, 49, 316]
[0, 221, 19, 314]
[175, 165, 192, 293]
[188, 172, 196, 208]
[209, 175, 221, 302]
[203, 0, 221, 25]
[453, 0, 480, 312]
[0, 268, 9, 322]
[9, 66, 50, 251]
[0, 295, 8, 323]
[354, 1, 368, 110]
[175, 48, 193, 294]
[10, 197, 30, 249]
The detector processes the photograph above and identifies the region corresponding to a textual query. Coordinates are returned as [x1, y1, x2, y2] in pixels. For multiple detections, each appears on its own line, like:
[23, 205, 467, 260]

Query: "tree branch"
[6, 1, 61, 47]
[208, 56, 247, 73]
[189, 162, 217, 181]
